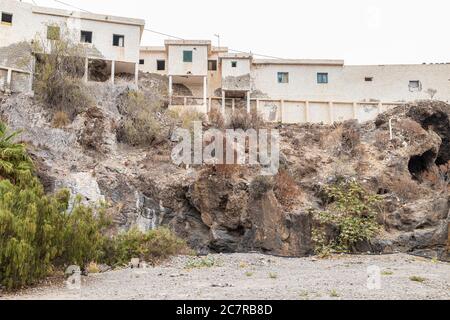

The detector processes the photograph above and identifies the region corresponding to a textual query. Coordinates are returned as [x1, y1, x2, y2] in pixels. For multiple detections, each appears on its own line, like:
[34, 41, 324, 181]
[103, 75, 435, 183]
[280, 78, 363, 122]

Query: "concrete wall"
[139, 48, 167, 74]
[252, 62, 450, 103]
[167, 44, 208, 76]
[1, 0, 143, 64]
[221, 57, 251, 91]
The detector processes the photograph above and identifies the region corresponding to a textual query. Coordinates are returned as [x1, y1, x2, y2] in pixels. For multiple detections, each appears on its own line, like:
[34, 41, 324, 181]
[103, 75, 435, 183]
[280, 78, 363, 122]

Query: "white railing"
[170, 95, 405, 124]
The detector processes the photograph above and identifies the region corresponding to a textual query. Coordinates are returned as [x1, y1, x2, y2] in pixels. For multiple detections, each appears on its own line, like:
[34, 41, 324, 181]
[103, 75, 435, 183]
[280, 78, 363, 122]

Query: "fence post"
[280, 99, 284, 123]
[353, 102, 358, 120]
[378, 102, 383, 115]
[328, 101, 334, 124]
[305, 101, 310, 123]
[6, 68, 12, 92]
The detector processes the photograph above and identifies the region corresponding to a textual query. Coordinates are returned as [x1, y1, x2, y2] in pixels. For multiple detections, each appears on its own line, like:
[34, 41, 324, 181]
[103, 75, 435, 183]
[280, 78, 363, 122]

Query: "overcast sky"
[23, 0, 450, 65]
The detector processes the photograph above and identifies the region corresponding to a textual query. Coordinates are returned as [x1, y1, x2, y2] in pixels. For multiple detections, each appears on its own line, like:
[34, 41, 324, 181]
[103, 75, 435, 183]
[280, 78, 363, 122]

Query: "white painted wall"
[252, 62, 450, 102]
[139, 49, 167, 74]
[167, 44, 208, 76]
[222, 58, 251, 78]
[0, 0, 143, 64]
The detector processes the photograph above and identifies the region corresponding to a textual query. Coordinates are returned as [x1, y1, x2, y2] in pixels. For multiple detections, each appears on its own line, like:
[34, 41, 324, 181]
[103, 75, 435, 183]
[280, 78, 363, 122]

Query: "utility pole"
[214, 34, 220, 48]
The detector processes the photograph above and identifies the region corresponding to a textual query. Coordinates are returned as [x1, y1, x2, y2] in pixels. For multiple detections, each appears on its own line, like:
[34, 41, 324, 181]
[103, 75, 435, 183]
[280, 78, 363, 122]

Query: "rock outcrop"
[0, 80, 448, 260]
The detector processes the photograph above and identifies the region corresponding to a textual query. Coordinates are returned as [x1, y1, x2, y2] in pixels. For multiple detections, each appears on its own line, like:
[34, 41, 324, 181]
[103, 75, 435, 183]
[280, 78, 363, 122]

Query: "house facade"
[139, 40, 450, 122]
[0, 0, 145, 91]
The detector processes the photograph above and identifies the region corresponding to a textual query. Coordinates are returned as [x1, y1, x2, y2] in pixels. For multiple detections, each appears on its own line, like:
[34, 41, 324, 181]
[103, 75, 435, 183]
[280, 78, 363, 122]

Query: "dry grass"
[229, 109, 264, 130]
[208, 107, 225, 129]
[52, 111, 70, 128]
[378, 173, 424, 201]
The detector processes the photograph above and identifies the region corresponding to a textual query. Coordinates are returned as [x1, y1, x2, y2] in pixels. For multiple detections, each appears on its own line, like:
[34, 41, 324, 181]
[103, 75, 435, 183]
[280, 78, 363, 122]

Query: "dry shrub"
[378, 173, 423, 201]
[374, 131, 390, 151]
[229, 109, 264, 130]
[117, 90, 165, 146]
[214, 164, 241, 178]
[274, 170, 301, 207]
[52, 111, 69, 128]
[322, 124, 361, 156]
[208, 107, 225, 129]
[33, 26, 93, 120]
[398, 119, 425, 137]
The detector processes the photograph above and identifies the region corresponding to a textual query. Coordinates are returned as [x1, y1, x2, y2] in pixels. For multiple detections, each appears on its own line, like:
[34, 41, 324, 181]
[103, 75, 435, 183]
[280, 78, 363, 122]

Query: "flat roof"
[32, 6, 146, 28]
[164, 40, 211, 46]
[220, 53, 252, 59]
[253, 59, 345, 66]
[140, 46, 166, 52]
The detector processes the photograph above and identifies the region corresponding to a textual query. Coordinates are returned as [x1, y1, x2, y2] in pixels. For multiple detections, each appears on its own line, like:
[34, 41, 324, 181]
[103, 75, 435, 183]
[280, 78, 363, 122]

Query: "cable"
[51, 0, 286, 59]
[53, 0, 91, 12]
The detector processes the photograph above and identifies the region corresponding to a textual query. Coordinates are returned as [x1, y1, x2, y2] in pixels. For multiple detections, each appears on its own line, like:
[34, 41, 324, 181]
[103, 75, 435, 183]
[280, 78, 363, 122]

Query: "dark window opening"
[183, 51, 193, 62]
[1, 12, 13, 24]
[365, 77, 373, 82]
[277, 72, 289, 83]
[113, 34, 125, 47]
[47, 26, 60, 40]
[409, 80, 422, 92]
[208, 60, 217, 71]
[231, 61, 237, 68]
[80, 31, 92, 43]
[317, 73, 328, 84]
[157, 60, 165, 71]
[139, 59, 145, 65]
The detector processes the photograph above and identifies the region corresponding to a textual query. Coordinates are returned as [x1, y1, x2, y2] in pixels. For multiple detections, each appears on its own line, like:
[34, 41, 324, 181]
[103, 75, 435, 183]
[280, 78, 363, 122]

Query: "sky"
[22, 0, 450, 65]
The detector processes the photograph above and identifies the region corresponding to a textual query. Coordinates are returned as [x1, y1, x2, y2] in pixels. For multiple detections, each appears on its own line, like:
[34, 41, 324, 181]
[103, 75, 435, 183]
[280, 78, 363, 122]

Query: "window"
[365, 77, 373, 82]
[208, 60, 217, 71]
[47, 26, 60, 40]
[139, 59, 145, 65]
[113, 34, 125, 47]
[157, 60, 165, 71]
[231, 61, 237, 68]
[1, 12, 13, 25]
[317, 73, 328, 84]
[277, 72, 289, 84]
[409, 80, 422, 92]
[80, 31, 92, 43]
[183, 50, 193, 62]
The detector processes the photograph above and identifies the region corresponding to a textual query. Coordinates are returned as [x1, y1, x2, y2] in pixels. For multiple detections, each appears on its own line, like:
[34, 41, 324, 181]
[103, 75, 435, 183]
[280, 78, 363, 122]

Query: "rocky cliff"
[0, 78, 448, 261]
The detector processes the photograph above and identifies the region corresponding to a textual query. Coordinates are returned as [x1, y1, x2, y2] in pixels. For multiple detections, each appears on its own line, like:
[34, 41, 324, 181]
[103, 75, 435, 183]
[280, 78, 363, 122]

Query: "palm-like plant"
[0, 122, 33, 185]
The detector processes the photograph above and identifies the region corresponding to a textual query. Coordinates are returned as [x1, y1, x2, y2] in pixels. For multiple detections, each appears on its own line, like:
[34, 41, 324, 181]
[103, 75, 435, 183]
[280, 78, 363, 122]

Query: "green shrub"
[312, 180, 381, 255]
[0, 122, 109, 290]
[0, 122, 33, 186]
[59, 199, 111, 268]
[103, 227, 189, 267]
[0, 180, 68, 289]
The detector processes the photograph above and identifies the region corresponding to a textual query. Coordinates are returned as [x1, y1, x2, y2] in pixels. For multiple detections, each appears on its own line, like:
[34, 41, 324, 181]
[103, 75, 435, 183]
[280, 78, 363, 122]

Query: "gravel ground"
[2, 253, 449, 300]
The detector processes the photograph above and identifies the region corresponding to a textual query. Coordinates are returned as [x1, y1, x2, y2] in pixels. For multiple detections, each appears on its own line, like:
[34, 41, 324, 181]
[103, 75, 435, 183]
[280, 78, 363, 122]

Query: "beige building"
[0, 0, 145, 91]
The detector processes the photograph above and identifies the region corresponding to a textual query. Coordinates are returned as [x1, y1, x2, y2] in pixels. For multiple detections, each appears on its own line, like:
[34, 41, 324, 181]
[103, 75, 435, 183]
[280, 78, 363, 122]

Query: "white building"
[0, 0, 145, 91]
[139, 40, 450, 123]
